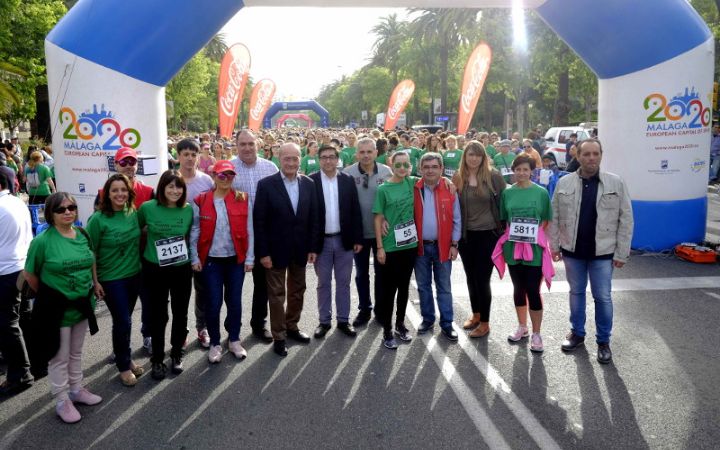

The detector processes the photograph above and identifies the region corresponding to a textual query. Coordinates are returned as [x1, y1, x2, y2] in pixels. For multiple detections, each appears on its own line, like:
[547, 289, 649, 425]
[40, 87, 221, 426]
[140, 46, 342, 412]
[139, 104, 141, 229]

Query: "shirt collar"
[281, 172, 298, 183]
[321, 169, 337, 181]
[358, 161, 378, 175]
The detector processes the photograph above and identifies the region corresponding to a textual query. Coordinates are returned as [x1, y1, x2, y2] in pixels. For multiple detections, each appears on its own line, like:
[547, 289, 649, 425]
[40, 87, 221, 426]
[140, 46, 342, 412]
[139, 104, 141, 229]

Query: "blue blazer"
[310, 170, 363, 252]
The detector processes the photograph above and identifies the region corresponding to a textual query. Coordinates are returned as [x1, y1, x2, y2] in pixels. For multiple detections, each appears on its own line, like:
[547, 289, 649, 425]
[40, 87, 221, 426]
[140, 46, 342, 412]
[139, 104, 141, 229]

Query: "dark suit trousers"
[265, 262, 307, 341]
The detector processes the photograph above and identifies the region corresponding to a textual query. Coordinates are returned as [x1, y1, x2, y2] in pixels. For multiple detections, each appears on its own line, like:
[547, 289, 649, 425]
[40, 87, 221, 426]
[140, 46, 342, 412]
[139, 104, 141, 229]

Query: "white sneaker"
[208, 345, 222, 363]
[530, 333, 544, 353]
[68, 387, 102, 406]
[228, 341, 247, 360]
[507, 325, 529, 342]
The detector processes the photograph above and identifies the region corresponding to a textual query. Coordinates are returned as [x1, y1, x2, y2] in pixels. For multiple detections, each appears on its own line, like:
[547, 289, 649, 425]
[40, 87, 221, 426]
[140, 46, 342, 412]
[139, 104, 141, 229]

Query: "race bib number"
[26, 171, 40, 188]
[444, 168, 456, 177]
[500, 167, 513, 177]
[446, 152, 456, 159]
[539, 169, 552, 185]
[394, 219, 418, 247]
[307, 159, 316, 165]
[155, 236, 188, 266]
[509, 217, 539, 244]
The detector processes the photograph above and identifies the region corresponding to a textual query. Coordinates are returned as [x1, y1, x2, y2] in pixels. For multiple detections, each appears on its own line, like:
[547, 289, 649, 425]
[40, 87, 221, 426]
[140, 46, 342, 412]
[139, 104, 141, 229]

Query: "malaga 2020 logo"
[59, 104, 142, 152]
[644, 87, 711, 137]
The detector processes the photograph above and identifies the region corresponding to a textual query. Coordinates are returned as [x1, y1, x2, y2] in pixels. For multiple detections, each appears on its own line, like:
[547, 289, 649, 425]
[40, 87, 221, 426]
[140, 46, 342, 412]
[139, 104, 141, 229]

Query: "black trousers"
[508, 264, 543, 311]
[142, 260, 192, 363]
[0, 271, 32, 382]
[459, 230, 499, 321]
[250, 265, 269, 331]
[376, 248, 417, 335]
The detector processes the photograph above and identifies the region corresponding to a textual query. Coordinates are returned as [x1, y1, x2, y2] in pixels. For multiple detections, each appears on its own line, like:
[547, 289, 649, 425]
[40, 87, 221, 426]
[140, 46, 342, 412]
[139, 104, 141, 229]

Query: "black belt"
[423, 240, 438, 245]
[325, 232, 341, 237]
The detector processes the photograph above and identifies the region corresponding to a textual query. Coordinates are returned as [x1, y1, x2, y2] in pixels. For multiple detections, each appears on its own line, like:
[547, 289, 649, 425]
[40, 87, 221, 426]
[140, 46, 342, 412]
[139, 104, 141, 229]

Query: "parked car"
[544, 126, 592, 168]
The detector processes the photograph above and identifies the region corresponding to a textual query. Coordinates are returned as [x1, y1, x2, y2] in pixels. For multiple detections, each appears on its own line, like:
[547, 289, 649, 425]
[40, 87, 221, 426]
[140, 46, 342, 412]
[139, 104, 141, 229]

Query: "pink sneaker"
[208, 345, 223, 363]
[197, 329, 210, 349]
[530, 333, 544, 353]
[56, 399, 81, 424]
[507, 325, 529, 342]
[69, 388, 102, 406]
[228, 341, 247, 360]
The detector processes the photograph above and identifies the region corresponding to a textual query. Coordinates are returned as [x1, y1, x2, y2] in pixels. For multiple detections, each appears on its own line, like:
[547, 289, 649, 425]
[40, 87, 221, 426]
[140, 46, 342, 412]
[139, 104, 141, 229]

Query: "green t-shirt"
[137, 200, 193, 266]
[25, 164, 52, 196]
[376, 153, 388, 166]
[86, 208, 141, 281]
[25, 226, 96, 327]
[499, 183, 551, 266]
[485, 144, 497, 159]
[493, 152, 516, 183]
[372, 176, 419, 253]
[300, 154, 320, 175]
[271, 156, 280, 168]
[342, 147, 357, 164]
[442, 149, 463, 178]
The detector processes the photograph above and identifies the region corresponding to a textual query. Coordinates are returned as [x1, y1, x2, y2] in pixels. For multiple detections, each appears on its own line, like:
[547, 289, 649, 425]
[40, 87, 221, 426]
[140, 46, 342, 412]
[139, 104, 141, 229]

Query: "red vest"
[414, 178, 455, 262]
[194, 189, 249, 265]
[97, 179, 153, 209]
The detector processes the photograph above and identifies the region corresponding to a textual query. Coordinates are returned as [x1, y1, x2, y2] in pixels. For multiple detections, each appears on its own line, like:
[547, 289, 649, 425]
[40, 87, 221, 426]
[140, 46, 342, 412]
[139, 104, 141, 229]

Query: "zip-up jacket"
[194, 189, 250, 265]
[414, 178, 456, 262]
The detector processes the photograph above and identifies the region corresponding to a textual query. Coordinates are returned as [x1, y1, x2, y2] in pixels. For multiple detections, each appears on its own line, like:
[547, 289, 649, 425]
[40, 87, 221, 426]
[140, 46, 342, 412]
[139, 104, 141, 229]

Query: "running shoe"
[507, 325, 529, 342]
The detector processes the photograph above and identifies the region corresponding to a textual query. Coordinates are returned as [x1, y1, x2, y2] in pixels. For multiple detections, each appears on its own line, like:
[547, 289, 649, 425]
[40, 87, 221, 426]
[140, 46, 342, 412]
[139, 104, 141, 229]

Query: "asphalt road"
[1, 195, 719, 449]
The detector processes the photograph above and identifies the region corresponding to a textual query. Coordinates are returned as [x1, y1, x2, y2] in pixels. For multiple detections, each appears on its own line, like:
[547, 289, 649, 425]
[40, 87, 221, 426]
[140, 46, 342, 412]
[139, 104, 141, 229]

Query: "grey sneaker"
[383, 336, 399, 350]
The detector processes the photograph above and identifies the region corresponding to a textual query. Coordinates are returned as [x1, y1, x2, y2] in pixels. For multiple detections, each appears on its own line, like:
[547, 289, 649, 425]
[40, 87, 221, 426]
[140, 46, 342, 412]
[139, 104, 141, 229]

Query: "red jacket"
[414, 178, 456, 263]
[194, 189, 249, 265]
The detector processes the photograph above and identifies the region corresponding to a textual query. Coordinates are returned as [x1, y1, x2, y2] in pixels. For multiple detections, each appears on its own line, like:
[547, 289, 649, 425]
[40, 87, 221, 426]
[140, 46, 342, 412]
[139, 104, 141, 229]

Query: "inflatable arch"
[45, 0, 713, 250]
[263, 101, 329, 129]
[276, 113, 314, 128]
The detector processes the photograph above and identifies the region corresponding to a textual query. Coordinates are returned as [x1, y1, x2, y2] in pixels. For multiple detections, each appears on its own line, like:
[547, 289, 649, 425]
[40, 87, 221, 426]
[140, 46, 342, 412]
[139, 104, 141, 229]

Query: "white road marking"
[704, 291, 720, 300]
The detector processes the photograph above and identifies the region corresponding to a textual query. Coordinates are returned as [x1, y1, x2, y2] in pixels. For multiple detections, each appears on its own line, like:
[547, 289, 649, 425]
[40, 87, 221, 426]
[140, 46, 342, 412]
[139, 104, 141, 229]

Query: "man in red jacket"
[413, 152, 462, 341]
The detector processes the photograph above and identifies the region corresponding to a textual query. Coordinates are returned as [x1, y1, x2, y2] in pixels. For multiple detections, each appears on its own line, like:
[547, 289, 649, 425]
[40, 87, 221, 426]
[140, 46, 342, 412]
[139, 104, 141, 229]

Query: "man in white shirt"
[309, 146, 363, 338]
[0, 172, 34, 395]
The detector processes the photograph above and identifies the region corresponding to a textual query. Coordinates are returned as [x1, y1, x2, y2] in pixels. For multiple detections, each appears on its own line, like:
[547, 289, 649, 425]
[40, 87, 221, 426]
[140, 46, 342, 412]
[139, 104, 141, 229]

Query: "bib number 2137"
[155, 236, 188, 267]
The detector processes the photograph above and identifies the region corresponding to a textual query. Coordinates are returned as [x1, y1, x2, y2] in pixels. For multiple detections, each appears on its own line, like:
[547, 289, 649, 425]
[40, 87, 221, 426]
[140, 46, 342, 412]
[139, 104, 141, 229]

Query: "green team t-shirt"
[25, 164, 53, 196]
[499, 183, 551, 266]
[271, 156, 280, 168]
[485, 144, 498, 159]
[25, 226, 96, 327]
[376, 153, 389, 166]
[493, 152, 516, 183]
[342, 146, 357, 163]
[137, 200, 193, 266]
[300, 155, 320, 175]
[442, 149, 463, 178]
[86, 208, 141, 281]
[372, 176, 419, 253]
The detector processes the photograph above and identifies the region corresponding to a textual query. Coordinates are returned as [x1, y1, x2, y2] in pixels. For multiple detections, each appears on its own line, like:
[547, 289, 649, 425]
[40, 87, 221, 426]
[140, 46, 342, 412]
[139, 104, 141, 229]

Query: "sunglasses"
[362, 173, 369, 189]
[117, 158, 137, 167]
[523, 145, 532, 149]
[53, 204, 78, 214]
[394, 162, 411, 169]
[215, 172, 235, 181]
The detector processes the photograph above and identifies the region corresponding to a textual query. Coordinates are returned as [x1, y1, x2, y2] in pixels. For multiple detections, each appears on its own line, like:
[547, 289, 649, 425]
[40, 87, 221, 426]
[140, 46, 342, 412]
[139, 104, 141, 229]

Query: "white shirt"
[321, 170, 341, 234]
[281, 172, 299, 214]
[0, 190, 33, 275]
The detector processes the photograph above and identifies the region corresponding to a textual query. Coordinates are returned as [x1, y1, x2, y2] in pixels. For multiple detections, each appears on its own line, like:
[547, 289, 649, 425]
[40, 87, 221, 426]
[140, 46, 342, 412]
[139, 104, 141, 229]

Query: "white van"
[544, 126, 592, 168]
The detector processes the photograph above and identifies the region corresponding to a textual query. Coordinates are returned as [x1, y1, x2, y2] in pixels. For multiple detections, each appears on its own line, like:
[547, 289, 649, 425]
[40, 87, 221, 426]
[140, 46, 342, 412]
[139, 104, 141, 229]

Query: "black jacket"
[310, 170, 363, 251]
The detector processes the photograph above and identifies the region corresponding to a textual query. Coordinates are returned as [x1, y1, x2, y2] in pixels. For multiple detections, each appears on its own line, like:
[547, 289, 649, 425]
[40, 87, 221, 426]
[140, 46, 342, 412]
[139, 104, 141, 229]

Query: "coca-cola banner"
[458, 42, 492, 136]
[384, 79, 415, 131]
[218, 43, 251, 138]
[247, 79, 276, 132]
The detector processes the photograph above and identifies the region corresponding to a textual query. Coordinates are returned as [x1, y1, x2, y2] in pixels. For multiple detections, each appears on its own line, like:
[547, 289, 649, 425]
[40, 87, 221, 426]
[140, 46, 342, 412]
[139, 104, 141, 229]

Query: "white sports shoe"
[228, 341, 247, 360]
[208, 345, 223, 363]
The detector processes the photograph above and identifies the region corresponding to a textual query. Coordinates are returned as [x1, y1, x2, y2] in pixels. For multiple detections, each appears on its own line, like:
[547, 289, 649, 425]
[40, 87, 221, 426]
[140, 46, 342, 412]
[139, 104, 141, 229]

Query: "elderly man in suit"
[309, 145, 363, 339]
[254, 143, 320, 357]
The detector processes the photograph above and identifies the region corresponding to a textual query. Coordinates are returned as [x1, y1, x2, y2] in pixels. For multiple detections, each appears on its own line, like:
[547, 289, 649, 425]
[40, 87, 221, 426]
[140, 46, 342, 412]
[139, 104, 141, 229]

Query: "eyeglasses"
[117, 158, 137, 167]
[394, 162, 411, 169]
[523, 146, 532, 149]
[215, 172, 235, 181]
[53, 204, 78, 214]
[320, 155, 338, 161]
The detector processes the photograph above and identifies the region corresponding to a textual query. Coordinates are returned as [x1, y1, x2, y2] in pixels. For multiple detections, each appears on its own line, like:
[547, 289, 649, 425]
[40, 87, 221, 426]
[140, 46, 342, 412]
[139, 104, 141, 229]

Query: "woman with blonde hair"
[452, 140, 506, 337]
[25, 150, 56, 205]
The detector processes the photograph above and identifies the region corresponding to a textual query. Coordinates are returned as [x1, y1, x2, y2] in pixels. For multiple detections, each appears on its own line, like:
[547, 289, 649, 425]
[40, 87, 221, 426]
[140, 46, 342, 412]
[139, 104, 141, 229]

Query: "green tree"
[0, 61, 27, 115]
[204, 33, 229, 64]
[371, 14, 407, 86]
[166, 53, 212, 130]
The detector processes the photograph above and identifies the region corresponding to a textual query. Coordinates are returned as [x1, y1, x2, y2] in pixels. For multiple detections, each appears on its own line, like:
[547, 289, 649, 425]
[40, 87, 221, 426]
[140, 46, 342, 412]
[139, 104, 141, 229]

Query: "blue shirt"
[281, 172, 299, 214]
[420, 184, 462, 242]
[711, 133, 720, 158]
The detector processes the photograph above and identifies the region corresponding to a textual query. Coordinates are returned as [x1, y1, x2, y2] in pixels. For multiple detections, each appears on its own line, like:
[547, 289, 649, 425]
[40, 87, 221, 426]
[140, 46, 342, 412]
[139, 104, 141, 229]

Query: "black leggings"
[459, 230, 499, 321]
[376, 248, 416, 335]
[507, 264, 543, 311]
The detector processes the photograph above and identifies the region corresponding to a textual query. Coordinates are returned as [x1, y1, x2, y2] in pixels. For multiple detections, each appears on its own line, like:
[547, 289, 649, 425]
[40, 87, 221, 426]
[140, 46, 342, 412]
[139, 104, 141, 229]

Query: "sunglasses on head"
[394, 162, 411, 169]
[215, 172, 235, 181]
[117, 158, 137, 167]
[53, 204, 78, 214]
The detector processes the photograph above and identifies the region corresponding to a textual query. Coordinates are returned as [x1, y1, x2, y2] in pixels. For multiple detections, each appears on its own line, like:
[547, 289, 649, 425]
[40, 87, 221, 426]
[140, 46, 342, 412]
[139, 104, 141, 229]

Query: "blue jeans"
[414, 243, 454, 329]
[202, 256, 245, 346]
[563, 256, 614, 344]
[102, 274, 140, 372]
[709, 155, 720, 181]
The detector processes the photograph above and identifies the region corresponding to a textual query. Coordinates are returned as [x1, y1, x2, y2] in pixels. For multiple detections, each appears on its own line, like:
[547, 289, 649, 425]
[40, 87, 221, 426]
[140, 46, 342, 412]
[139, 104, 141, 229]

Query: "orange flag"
[384, 79, 415, 130]
[247, 79, 276, 132]
[218, 43, 251, 138]
[458, 42, 492, 136]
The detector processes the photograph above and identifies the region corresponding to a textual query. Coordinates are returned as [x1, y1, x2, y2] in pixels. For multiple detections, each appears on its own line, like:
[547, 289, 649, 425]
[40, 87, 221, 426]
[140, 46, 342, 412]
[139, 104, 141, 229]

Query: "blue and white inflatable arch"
[46, 0, 713, 250]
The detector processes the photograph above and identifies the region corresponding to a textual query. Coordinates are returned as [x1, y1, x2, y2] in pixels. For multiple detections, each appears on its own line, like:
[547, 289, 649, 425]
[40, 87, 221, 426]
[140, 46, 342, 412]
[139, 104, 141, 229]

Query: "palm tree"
[0, 61, 27, 114]
[410, 8, 480, 115]
[371, 14, 407, 86]
[204, 33, 228, 63]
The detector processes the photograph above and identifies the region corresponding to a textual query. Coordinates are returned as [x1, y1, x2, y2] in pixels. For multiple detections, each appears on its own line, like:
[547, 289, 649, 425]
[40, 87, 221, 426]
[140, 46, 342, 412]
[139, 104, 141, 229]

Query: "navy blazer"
[310, 170, 363, 252]
[254, 172, 320, 269]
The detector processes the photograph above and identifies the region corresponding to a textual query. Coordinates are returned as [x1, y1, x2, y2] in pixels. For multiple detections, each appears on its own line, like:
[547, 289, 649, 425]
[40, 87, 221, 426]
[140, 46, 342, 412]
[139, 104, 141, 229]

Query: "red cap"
[114, 147, 137, 161]
[213, 160, 235, 174]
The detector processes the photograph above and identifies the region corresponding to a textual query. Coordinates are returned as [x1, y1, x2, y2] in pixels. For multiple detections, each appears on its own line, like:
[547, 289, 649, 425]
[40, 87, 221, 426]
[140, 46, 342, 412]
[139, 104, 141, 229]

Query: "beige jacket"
[549, 171, 634, 262]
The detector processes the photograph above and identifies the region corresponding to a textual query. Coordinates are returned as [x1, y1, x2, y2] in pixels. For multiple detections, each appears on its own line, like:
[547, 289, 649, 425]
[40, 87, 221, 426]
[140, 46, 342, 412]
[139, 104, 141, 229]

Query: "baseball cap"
[498, 139, 512, 147]
[115, 147, 137, 161]
[212, 160, 235, 174]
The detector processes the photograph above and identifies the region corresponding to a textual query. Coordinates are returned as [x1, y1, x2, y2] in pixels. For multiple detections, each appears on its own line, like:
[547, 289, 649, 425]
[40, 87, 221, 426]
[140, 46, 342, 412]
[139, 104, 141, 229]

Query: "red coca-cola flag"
[218, 43, 251, 138]
[247, 79, 276, 132]
[384, 79, 415, 130]
[458, 42, 492, 136]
